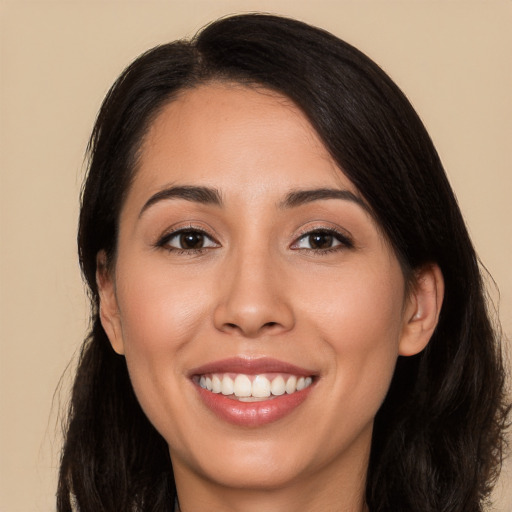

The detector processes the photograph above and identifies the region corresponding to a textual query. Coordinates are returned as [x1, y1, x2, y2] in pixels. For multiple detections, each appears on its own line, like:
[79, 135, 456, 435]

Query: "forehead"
[127, 83, 358, 210]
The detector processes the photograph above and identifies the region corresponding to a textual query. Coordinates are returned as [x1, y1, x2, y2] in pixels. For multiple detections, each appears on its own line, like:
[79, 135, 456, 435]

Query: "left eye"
[293, 230, 347, 250]
[163, 230, 218, 250]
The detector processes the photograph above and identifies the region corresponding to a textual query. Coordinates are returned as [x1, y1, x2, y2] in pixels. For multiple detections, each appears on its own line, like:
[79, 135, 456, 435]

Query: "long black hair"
[58, 13, 510, 511]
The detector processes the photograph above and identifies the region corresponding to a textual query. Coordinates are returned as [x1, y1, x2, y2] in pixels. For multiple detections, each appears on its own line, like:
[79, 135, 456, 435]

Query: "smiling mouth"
[194, 373, 314, 402]
[190, 358, 317, 426]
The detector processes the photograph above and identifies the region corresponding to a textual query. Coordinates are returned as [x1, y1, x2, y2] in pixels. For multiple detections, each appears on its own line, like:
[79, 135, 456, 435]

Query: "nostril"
[220, 323, 241, 335]
[222, 321, 280, 334]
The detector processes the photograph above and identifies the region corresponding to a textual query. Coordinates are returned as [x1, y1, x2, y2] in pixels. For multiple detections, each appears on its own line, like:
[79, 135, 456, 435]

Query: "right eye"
[158, 229, 219, 252]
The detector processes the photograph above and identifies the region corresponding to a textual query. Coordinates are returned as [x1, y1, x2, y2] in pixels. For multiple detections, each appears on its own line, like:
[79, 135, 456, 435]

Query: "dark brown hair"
[58, 13, 510, 512]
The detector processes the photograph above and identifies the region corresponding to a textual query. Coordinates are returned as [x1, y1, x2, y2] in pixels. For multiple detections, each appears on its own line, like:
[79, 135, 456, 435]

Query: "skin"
[97, 83, 443, 512]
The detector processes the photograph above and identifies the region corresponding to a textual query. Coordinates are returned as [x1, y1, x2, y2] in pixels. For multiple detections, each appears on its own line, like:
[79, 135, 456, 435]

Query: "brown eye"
[292, 228, 353, 252]
[160, 229, 219, 251]
[180, 232, 205, 249]
[308, 233, 334, 249]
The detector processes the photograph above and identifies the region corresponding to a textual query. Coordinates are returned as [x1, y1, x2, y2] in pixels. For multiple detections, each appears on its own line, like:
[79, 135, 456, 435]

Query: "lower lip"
[195, 384, 313, 427]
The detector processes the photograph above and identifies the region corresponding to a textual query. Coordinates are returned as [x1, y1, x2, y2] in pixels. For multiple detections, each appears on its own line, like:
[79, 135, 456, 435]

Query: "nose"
[213, 249, 295, 338]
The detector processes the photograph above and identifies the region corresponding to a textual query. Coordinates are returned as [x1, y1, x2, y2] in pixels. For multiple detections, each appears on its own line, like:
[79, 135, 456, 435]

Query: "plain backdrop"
[0, 1, 511, 510]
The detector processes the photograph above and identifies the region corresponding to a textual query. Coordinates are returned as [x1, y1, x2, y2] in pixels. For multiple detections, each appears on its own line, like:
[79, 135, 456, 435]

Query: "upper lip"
[189, 356, 315, 377]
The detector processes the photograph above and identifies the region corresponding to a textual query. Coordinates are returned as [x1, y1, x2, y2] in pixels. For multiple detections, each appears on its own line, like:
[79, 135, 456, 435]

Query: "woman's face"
[99, 83, 424, 496]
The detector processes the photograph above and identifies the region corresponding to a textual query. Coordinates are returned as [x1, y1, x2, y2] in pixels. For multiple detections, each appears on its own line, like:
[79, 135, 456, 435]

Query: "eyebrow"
[139, 185, 367, 218]
[139, 185, 223, 217]
[279, 188, 368, 211]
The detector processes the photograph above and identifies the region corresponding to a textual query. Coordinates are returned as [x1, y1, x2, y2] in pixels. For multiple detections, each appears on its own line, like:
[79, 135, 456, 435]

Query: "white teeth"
[285, 375, 297, 394]
[212, 375, 222, 393]
[252, 375, 271, 398]
[221, 375, 234, 395]
[270, 375, 285, 396]
[198, 373, 313, 398]
[233, 374, 252, 397]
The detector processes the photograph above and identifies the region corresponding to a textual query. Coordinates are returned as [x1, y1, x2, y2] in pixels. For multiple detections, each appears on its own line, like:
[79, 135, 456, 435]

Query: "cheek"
[302, 261, 405, 415]
[113, 260, 210, 421]
[116, 259, 210, 350]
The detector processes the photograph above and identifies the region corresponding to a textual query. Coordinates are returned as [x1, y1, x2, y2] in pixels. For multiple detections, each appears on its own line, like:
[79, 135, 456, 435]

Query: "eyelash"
[155, 226, 354, 255]
[291, 227, 354, 255]
[156, 226, 219, 255]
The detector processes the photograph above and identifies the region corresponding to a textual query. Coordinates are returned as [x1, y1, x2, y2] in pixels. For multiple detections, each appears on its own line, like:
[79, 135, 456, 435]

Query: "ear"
[96, 250, 125, 355]
[399, 264, 444, 357]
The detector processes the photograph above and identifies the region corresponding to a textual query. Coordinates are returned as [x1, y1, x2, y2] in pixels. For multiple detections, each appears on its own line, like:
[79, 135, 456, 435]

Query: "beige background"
[1, 1, 510, 510]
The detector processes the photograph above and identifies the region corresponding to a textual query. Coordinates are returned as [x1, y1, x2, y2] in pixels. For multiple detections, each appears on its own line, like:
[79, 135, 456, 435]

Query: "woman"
[57, 13, 509, 512]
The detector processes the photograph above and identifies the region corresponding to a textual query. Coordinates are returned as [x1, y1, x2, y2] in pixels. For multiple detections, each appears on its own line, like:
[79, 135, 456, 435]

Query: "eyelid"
[156, 224, 221, 251]
[290, 225, 354, 251]
[154, 222, 353, 253]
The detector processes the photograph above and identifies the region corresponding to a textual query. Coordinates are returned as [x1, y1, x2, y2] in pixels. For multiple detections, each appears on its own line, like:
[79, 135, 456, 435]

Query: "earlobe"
[398, 264, 444, 357]
[96, 251, 125, 355]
